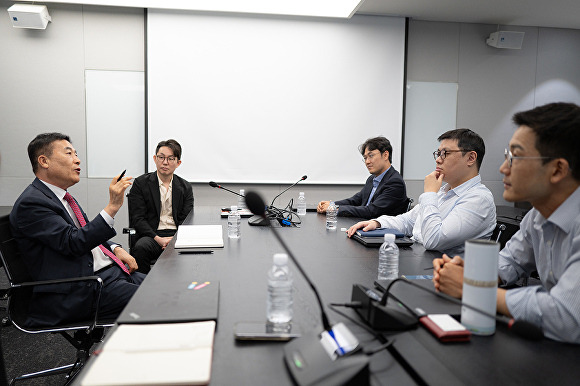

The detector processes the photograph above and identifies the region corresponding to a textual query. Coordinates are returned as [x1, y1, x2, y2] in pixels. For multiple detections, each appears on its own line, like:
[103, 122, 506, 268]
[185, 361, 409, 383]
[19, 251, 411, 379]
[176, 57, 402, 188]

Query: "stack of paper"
[81, 321, 216, 386]
[174, 225, 224, 248]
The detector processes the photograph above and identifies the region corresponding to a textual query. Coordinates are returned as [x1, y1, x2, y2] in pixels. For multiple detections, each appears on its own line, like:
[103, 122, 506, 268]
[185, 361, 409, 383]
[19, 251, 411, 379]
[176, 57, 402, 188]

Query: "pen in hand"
[117, 170, 126, 182]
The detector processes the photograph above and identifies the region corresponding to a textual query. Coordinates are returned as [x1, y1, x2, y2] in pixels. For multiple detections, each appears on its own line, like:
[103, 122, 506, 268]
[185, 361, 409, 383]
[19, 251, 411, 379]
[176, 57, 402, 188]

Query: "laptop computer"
[351, 232, 414, 248]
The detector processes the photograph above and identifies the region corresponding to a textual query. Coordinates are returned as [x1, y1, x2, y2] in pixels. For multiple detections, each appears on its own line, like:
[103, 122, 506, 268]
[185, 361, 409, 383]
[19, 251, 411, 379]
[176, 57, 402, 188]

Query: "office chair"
[0, 215, 114, 385]
[122, 193, 137, 255]
[492, 218, 539, 287]
[406, 197, 414, 212]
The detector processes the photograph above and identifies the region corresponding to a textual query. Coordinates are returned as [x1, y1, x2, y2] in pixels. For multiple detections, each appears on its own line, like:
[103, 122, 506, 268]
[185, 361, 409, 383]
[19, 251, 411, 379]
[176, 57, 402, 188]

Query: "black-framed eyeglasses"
[156, 155, 177, 163]
[433, 149, 469, 161]
[362, 151, 382, 162]
[504, 148, 552, 168]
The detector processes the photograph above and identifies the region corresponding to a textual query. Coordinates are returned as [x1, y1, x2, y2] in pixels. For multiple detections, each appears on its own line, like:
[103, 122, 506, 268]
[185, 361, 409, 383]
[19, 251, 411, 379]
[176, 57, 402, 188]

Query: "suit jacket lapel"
[148, 172, 161, 218]
[32, 178, 78, 227]
[172, 177, 183, 223]
[369, 167, 394, 204]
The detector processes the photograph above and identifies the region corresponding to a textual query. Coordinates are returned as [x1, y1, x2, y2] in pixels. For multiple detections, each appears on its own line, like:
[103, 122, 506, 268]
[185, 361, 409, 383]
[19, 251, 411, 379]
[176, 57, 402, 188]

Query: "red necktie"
[63, 192, 130, 275]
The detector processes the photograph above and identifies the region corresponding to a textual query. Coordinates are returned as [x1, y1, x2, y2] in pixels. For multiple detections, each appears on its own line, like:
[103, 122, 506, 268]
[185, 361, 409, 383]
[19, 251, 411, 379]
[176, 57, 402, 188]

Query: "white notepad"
[81, 321, 216, 386]
[174, 225, 224, 248]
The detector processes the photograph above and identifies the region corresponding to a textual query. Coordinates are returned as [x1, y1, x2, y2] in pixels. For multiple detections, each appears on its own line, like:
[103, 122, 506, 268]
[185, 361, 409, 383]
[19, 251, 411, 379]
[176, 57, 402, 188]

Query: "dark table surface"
[78, 206, 580, 385]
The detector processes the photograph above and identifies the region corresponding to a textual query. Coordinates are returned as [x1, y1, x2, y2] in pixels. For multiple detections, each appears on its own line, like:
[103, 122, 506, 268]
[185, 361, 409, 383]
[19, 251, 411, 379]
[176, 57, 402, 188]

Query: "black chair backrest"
[0, 215, 37, 327]
[0, 215, 33, 284]
[491, 219, 520, 250]
[406, 198, 414, 212]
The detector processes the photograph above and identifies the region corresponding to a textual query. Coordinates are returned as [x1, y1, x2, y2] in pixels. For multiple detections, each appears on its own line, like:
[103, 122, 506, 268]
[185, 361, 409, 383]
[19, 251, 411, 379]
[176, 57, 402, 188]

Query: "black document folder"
[117, 278, 220, 324]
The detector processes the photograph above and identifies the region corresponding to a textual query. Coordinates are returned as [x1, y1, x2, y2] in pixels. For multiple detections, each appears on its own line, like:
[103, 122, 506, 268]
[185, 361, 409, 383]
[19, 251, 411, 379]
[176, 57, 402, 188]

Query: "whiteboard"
[86, 70, 145, 178]
[403, 81, 458, 180]
[147, 12, 406, 184]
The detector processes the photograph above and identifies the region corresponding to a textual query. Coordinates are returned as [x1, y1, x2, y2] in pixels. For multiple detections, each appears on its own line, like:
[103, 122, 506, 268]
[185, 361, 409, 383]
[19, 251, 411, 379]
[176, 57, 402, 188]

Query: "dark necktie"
[63, 192, 130, 275]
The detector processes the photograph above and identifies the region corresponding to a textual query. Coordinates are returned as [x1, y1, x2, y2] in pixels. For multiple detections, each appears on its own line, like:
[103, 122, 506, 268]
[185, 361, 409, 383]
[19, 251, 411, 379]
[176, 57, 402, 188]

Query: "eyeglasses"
[362, 151, 381, 162]
[433, 149, 469, 161]
[504, 148, 552, 168]
[156, 155, 177, 163]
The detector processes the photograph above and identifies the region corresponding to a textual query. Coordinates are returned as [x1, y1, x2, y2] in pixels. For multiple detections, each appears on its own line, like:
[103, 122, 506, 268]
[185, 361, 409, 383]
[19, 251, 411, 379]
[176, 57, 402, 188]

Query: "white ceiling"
[357, 0, 580, 30]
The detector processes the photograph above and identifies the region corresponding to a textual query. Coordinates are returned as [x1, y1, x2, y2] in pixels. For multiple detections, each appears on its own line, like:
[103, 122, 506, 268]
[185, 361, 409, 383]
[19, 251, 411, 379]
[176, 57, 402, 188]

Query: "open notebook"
[81, 321, 216, 386]
[174, 225, 224, 248]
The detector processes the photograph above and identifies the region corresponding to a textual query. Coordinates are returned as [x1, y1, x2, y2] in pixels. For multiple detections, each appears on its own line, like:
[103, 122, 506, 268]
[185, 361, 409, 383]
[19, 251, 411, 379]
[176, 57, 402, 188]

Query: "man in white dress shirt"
[347, 128, 496, 255]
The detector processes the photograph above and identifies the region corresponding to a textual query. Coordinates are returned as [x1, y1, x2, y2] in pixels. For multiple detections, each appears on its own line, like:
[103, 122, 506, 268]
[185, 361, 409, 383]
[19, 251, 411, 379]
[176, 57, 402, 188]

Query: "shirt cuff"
[100, 209, 115, 227]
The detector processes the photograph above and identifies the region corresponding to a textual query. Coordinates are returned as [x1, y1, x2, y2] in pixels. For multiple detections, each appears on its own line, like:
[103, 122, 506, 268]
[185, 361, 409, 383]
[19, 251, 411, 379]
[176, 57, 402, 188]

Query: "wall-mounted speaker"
[486, 31, 525, 49]
[8, 4, 52, 30]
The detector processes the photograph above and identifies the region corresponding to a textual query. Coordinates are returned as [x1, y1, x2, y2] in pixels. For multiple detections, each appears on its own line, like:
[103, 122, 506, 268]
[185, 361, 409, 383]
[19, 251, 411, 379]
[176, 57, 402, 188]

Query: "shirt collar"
[38, 179, 67, 201]
[373, 166, 391, 184]
[443, 174, 482, 197]
[156, 172, 174, 188]
[546, 185, 580, 233]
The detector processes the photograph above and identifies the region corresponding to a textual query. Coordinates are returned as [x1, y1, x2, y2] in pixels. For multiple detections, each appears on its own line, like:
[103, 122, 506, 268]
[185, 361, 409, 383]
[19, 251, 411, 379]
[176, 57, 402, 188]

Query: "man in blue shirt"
[317, 136, 408, 219]
[434, 102, 580, 343]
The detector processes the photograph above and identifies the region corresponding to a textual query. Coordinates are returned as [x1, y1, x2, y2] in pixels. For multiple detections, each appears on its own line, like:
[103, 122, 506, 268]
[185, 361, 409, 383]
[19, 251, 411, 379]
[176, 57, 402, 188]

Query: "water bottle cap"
[231, 205, 238, 211]
[299, 192, 304, 196]
[273, 253, 288, 265]
[383, 233, 396, 242]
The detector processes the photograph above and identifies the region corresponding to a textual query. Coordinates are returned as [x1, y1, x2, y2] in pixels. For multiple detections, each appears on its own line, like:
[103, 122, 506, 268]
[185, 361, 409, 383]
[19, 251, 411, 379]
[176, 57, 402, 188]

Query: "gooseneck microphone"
[247, 175, 307, 227]
[270, 175, 307, 207]
[245, 191, 370, 386]
[208, 181, 245, 198]
[380, 277, 544, 341]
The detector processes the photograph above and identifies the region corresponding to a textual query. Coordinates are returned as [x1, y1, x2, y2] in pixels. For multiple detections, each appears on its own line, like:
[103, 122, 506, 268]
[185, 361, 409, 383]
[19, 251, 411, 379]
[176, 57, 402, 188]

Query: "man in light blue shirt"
[434, 102, 580, 343]
[347, 129, 496, 255]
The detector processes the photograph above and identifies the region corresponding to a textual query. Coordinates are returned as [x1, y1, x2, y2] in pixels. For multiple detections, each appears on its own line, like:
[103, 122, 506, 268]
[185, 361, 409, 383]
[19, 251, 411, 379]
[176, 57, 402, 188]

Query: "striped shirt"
[499, 186, 580, 343]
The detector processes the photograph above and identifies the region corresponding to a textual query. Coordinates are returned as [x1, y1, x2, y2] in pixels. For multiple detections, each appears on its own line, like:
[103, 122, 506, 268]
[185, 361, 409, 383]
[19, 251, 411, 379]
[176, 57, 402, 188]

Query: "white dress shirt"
[499, 186, 580, 343]
[375, 174, 496, 255]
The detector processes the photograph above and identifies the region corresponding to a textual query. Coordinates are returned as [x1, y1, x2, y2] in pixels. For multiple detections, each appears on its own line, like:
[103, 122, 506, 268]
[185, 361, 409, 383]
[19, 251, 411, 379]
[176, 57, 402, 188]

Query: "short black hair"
[513, 102, 580, 181]
[28, 133, 71, 174]
[359, 136, 393, 163]
[437, 128, 485, 171]
[156, 139, 182, 160]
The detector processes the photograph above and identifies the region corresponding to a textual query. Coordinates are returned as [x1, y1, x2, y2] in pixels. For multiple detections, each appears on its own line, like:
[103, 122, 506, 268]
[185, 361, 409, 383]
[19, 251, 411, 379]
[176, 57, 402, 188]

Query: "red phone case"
[419, 315, 471, 342]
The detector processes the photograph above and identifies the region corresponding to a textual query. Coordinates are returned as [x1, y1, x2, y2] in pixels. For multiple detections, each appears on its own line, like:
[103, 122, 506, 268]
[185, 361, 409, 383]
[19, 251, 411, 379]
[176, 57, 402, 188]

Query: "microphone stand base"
[283, 333, 370, 386]
[351, 284, 418, 331]
[248, 215, 271, 226]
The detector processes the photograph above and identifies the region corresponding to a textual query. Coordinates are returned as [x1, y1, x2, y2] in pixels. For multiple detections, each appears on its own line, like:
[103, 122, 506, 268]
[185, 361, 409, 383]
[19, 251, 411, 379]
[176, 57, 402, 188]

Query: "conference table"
[79, 205, 580, 385]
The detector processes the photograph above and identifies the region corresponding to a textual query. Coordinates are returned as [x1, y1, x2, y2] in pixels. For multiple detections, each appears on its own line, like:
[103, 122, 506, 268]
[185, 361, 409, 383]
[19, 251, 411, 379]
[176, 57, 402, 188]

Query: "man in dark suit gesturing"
[10, 133, 145, 327]
[128, 139, 194, 274]
[317, 136, 408, 218]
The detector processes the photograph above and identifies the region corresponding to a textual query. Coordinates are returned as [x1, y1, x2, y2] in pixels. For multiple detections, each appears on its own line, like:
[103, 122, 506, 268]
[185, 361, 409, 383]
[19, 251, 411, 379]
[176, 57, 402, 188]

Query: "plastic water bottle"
[297, 192, 307, 216]
[266, 253, 293, 324]
[326, 201, 338, 230]
[238, 189, 246, 210]
[378, 234, 399, 280]
[227, 205, 241, 239]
